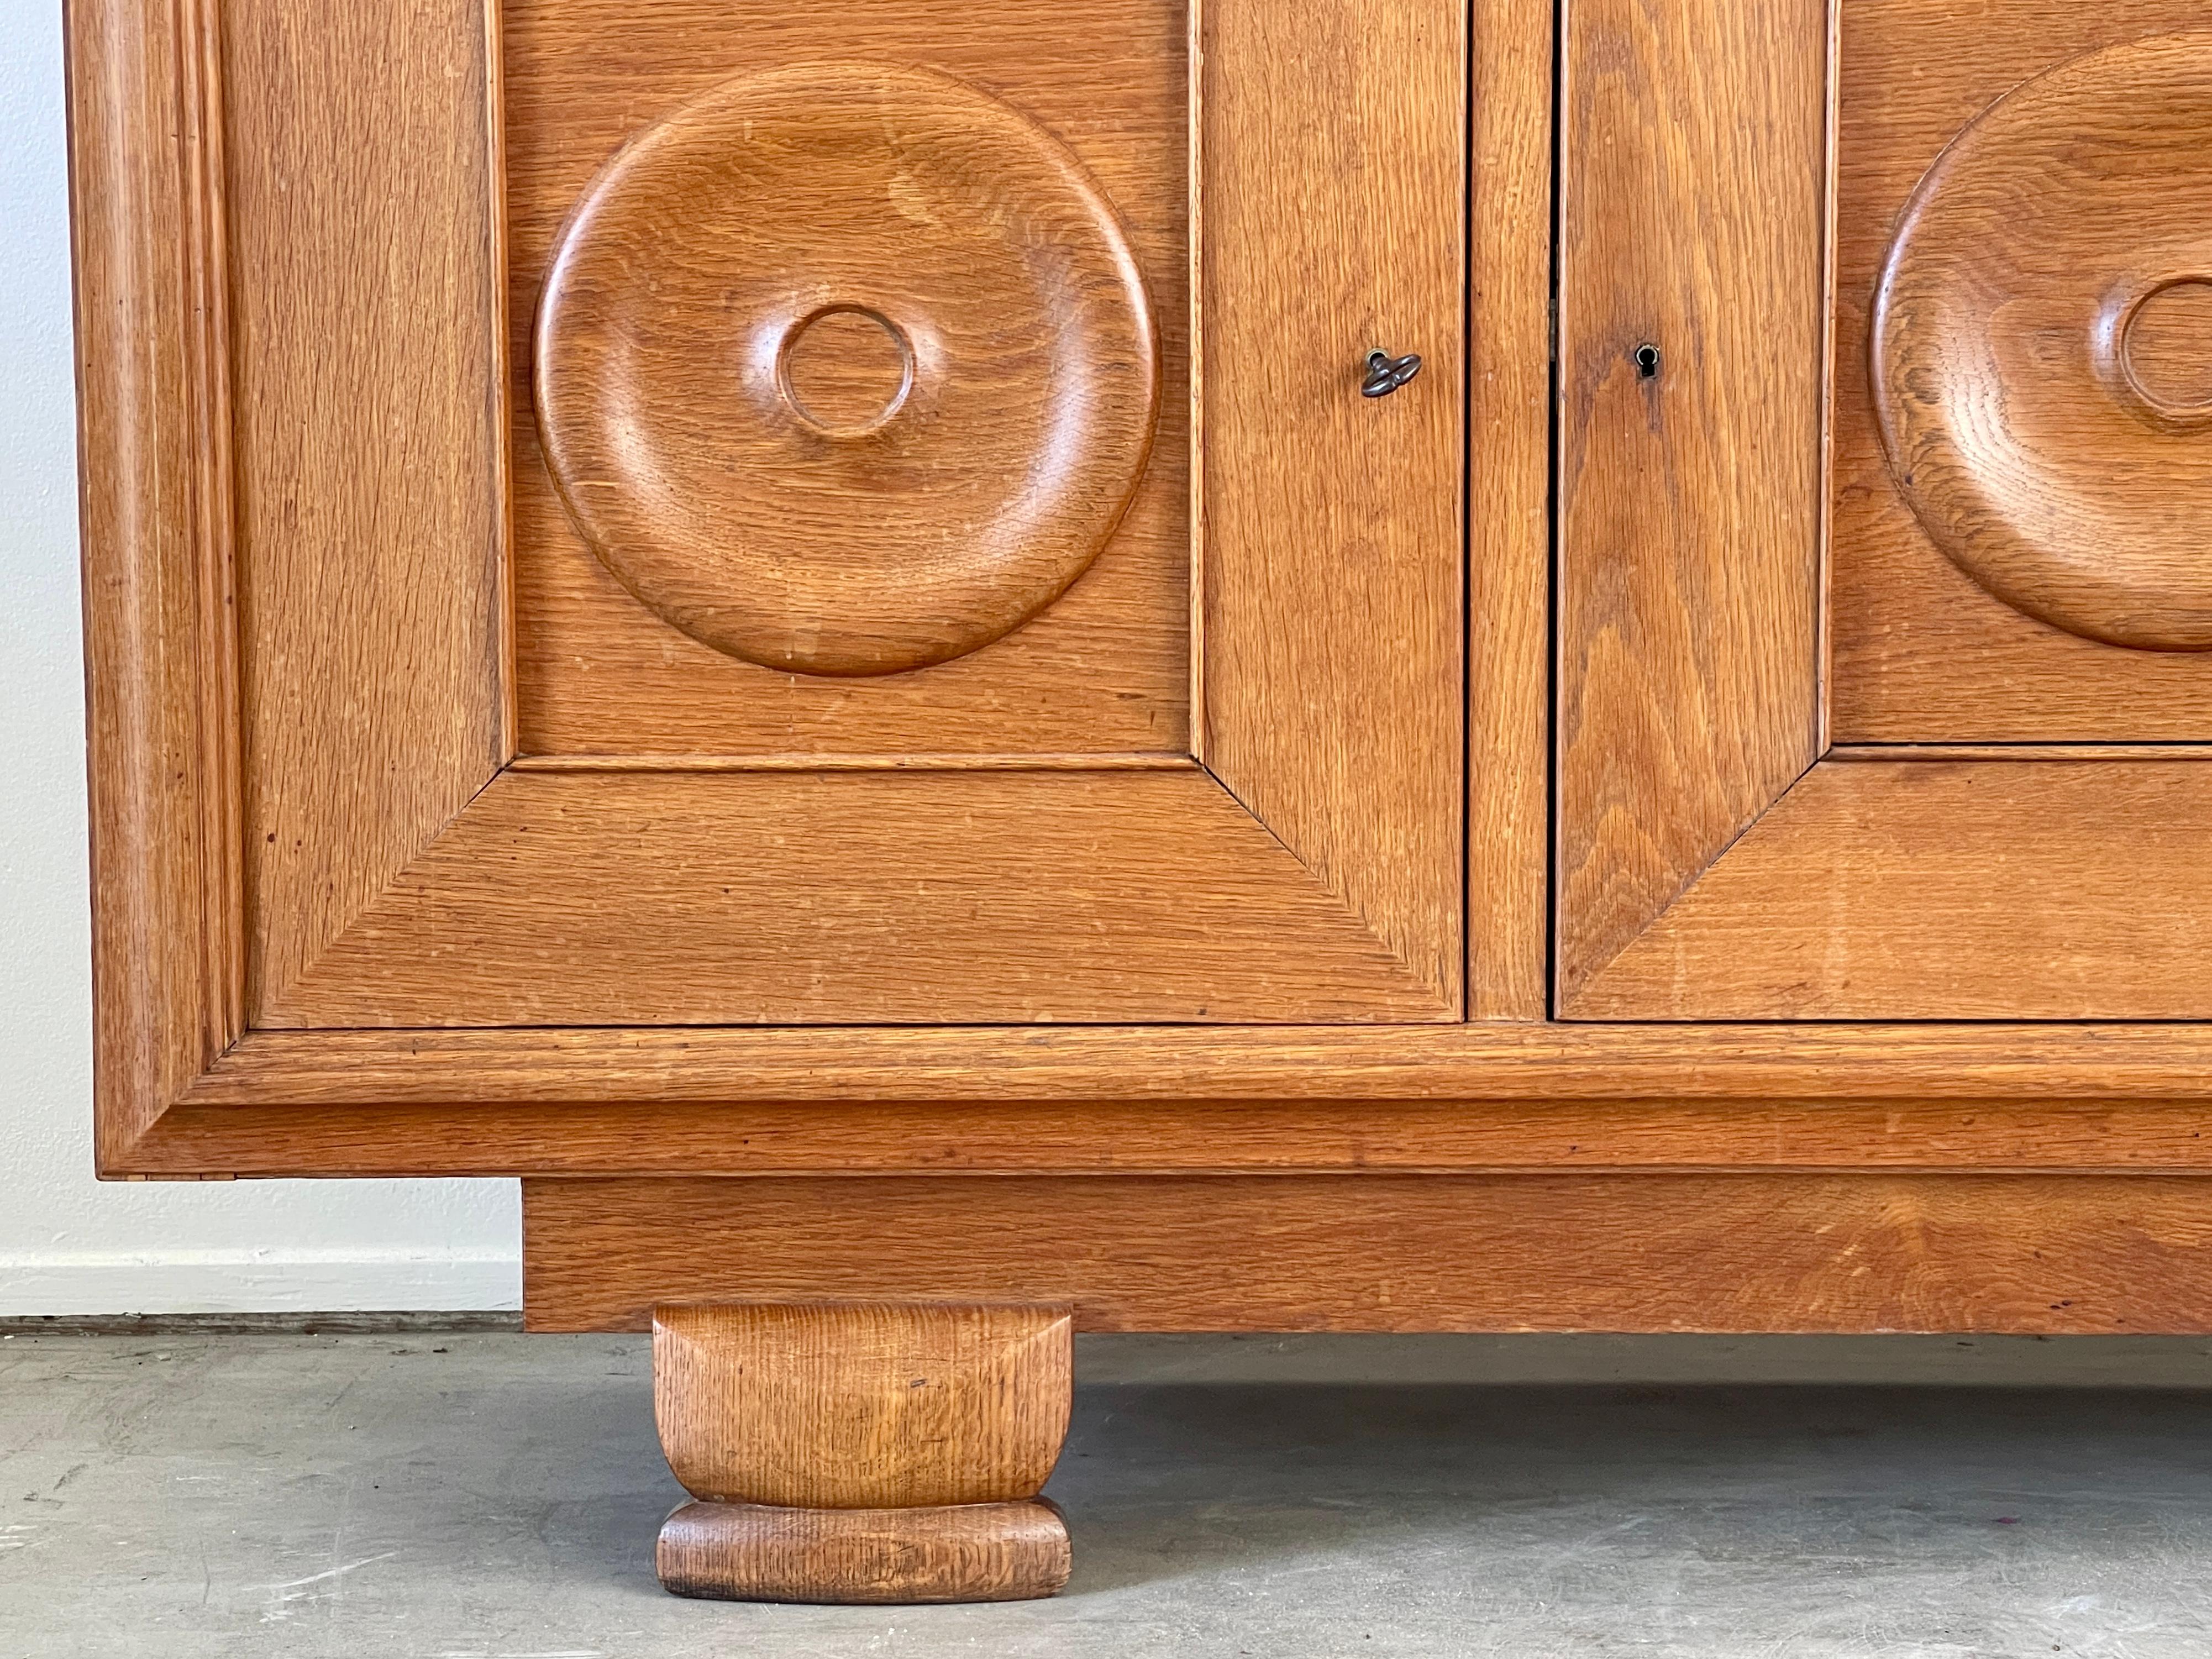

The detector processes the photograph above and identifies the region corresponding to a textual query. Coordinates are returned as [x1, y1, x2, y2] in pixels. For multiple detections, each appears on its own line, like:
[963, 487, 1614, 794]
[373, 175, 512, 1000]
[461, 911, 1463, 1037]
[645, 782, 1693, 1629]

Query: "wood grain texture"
[782, 307, 913, 432]
[224, 0, 507, 1014]
[142, 1021, 2212, 1178]
[1556, 0, 1829, 1003]
[1834, 744, 2212, 763]
[1196, 0, 1465, 1009]
[130, 1090, 2212, 1180]
[505, 0, 1191, 755]
[1573, 760, 2212, 1018]
[657, 1499, 1070, 1604]
[177, 1021, 2212, 1106]
[83, 0, 1466, 1059]
[526, 1174, 2212, 1334]
[508, 752, 1195, 771]
[258, 770, 1451, 1025]
[1831, 0, 2212, 738]
[653, 1304, 1070, 1507]
[1871, 30, 2212, 651]
[2125, 280, 2212, 413]
[70, 0, 243, 1163]
[532, 61, 1157, 676]
[1465, 0, 1554, 1019]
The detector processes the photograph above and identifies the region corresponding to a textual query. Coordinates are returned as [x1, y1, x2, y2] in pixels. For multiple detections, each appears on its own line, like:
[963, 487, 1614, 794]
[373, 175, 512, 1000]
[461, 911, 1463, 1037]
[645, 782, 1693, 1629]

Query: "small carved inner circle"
[777, 305, 914, 435]
[2122, 279, 2212, 418]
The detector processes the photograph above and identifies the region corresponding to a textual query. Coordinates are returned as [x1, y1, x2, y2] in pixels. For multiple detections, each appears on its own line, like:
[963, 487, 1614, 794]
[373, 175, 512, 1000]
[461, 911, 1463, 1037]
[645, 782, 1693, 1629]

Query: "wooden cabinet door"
[78, 0, 1468, 1068]
[1558, 0, 2212, 1019]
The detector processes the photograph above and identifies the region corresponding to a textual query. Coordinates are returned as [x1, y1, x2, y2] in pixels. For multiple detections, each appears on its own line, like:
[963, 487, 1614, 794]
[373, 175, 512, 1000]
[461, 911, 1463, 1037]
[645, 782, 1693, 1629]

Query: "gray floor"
[7, 1331, 2212, 1657]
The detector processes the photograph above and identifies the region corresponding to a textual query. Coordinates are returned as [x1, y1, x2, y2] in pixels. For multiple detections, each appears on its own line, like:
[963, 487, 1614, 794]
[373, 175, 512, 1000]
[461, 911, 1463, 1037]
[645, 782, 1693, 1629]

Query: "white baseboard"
[0, 1249, 522, 1315]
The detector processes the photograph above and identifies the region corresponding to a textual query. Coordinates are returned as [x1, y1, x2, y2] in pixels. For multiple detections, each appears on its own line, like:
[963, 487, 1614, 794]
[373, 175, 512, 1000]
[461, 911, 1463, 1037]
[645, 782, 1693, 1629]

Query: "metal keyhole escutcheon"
[1362, 349, 1422, 397]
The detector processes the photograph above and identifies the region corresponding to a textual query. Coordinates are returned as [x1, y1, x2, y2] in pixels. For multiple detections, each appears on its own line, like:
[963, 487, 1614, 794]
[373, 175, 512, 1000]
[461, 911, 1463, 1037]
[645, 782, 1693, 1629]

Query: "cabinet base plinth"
[656, 1498, 1072, 1604]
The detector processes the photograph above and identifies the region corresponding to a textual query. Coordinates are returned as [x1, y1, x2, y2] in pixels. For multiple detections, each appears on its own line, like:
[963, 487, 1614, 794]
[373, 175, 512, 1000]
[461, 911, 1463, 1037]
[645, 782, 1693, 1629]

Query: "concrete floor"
[6, 1331, 2212, 1656]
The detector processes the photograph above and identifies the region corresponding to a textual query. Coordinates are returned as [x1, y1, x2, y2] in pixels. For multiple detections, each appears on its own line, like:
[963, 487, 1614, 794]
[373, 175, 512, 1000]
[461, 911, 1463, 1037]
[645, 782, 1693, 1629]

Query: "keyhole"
[1634, 342, 1662, 380]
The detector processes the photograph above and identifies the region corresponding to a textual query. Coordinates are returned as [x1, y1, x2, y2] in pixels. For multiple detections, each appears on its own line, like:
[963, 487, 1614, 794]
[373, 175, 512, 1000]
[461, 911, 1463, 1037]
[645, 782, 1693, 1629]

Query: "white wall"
[0, 1, 520, 1314]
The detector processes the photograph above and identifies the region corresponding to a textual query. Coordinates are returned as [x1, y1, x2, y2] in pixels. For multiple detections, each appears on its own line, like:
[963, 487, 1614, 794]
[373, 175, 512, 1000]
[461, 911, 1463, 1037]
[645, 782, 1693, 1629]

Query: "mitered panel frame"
[81, 0, 1474, 1044]
[1553, 0, 2212, 1020]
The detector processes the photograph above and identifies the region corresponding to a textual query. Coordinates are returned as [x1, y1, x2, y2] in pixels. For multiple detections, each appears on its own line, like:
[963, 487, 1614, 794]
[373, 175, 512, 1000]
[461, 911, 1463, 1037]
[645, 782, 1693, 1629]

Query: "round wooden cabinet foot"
[649, 1301, 1075, 1605]
[656, 1498, 1072, 1604]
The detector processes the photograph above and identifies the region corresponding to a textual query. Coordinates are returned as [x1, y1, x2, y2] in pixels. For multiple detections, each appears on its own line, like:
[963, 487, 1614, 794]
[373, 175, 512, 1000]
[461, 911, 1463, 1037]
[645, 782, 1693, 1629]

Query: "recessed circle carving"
[533, 63, 1159, 677]
[1872, 30, 2212, 651]
[2119, 279, 2212, 422]
[779, 306, 915, 437]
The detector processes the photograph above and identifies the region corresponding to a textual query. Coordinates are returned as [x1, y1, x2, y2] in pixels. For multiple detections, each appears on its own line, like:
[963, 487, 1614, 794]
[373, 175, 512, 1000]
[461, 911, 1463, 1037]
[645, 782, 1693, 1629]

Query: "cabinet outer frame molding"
[69, 0, 2212, 1331]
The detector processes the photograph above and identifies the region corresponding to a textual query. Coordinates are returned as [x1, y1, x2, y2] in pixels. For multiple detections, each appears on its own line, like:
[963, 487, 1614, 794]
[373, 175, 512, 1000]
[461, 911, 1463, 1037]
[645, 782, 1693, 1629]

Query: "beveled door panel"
[167, 0, 1470, 1029]
[1558, 0, 2212, 1019]
[1555, 0, 1829, 1005]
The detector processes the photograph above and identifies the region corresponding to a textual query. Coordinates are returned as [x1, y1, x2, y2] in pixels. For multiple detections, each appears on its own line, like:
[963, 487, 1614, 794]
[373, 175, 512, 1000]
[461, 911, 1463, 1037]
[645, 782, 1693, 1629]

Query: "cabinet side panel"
[1556, 0, 1829, 1002]
[1197, 0, 1467, 1009]
[72, 0, 240, 1163]
[225, 0, 507, 1015]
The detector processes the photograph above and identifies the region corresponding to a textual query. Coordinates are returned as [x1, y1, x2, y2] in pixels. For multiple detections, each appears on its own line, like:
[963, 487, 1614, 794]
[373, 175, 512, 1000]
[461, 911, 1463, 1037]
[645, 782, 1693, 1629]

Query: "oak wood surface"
[653, 1303, 1071, 1508]
[1834, 744, 2212, 763]
[180, 1022, 2212, 1107]
[656, 1499, 1070, 1604]
[1556, 0, 1830, 1004]
[2126, 280, 2212, 413]
[530, 60, 1158, 679]
[129, 1021, 2212, 1177]
[225, 0, 507, 1017]
[526, 1174, 2212, 1334]
[504, 0, 1192, 757]
[257, 770, 1448, 1026]
[1870, 30, 2212, 652]
[1195, 0, 1465, 1009]
[77, 0, 2212, 1270]
[1573, 760, 2212, 1019]
[1830, 0, 2212, 738]
[509, 0, 1548, 1010]
[77, 0, 1483, 1163]
[129, 1091, 2212, 1180]
[199, 0, 1463, 1034]
[1556, 3, 2212, 1022]
[508, 751, 1195, 772]
[1465, 0, 1554, 1019]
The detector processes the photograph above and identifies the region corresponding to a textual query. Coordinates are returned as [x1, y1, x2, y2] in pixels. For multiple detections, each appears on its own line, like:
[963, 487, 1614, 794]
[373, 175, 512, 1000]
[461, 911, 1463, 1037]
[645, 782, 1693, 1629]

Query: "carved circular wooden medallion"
[1872, 30, 2212, 650]
[533, 64, 1158, 676]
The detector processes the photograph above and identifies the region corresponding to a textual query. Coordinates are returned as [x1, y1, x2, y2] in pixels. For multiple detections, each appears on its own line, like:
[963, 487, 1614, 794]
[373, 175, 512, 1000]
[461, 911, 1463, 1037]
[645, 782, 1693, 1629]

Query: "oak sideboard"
[70, 0, 2212, 1603]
